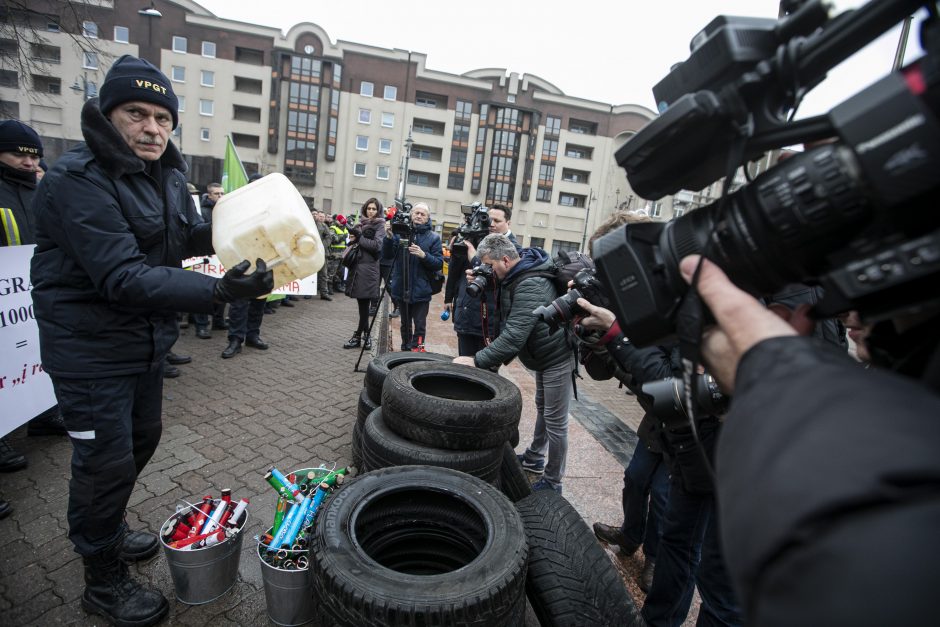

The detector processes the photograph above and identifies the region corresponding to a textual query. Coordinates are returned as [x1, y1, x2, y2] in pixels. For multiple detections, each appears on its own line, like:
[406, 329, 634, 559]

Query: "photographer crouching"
[453, 234, 575, 494]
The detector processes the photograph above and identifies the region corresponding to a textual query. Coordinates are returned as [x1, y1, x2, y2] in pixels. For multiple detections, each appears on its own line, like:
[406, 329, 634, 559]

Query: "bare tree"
[0, 0, 112, 103]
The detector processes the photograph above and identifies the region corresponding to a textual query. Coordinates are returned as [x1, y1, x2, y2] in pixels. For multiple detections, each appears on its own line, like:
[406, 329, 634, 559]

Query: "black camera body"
[533, 269, 609, 333]
[595, 0, 940, 347]
[451, 202, 492, 258]
[390, 200, 413, 240]
[466, 263, 494, 299]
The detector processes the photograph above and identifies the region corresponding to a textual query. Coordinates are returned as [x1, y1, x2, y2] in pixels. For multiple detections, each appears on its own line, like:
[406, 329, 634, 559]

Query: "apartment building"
[1, 0, 686, 252]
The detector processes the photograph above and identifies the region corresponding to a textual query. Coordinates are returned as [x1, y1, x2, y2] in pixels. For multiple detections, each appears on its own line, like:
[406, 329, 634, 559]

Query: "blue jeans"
[642, 482, 741, 627]
[622, 442, 669, 560]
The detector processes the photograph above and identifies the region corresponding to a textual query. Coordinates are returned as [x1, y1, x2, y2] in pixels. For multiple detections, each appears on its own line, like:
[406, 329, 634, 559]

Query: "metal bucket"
[258, 530, 314, 626]
[257, 467, 329, 626]
[160, 500, 248, 605]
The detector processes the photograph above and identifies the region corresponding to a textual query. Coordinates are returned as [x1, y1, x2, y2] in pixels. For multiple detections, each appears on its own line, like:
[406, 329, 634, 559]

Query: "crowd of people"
[3, 50, 936, 627]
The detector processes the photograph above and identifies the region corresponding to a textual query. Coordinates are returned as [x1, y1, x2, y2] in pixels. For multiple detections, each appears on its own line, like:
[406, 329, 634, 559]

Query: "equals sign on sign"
[15, 340, 27, 348]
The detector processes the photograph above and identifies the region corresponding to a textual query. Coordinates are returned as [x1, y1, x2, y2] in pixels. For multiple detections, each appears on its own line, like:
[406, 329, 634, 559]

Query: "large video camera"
[389, 199, 413, 240]
[594, 0, 940, 346]
[642, 375, 729, 428]
[451, 202, 492, 258]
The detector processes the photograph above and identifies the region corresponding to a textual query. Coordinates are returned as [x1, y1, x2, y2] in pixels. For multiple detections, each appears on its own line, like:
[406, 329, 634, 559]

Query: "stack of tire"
[310, 465, 644, 627]
[357, 358, 523, 490]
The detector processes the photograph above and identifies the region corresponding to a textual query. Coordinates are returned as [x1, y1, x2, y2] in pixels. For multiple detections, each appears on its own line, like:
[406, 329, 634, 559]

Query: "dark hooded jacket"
[0, 161, 38, 246]
[473, 248, 571, 371]
[344, 216, 385, 299]
[30, 98, 216, 378]
[451, 232, 519, 338]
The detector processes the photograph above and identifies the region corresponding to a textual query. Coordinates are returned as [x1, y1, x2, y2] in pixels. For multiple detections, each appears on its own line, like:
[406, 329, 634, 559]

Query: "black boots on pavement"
[0, 437, 26, 472]
[82, 535, 167, 627]
[221, 338, 242, 359]
[343, 332, 371, 350]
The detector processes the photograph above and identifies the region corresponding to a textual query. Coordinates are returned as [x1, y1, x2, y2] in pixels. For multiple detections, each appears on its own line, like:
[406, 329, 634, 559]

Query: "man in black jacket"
[192, 182, 228, 338]
[680, 254, 940, 626]
[30, 55, 272, 626]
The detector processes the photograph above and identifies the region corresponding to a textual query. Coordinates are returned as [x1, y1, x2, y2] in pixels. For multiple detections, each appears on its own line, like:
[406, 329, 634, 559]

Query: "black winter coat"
[0, 162, 38, 246]
[718, 336, 940, 626]
[345, 217, 385, 300]
[30, 98, 216, 378]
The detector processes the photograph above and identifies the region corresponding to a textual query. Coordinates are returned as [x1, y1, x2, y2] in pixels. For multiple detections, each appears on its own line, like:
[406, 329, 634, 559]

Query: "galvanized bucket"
[160, 499, 248, 605]
[257, 467, 330, 626]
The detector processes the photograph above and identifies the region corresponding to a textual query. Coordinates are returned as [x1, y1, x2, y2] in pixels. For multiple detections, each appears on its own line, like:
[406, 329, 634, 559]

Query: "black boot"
[221, 338, 242, 359]
[362, 334, 373, 350]
[343, 332, 362, 349]
[120, 530, 160, 562]
[82, 539, 168, 626]
[0, 437, 27, 473]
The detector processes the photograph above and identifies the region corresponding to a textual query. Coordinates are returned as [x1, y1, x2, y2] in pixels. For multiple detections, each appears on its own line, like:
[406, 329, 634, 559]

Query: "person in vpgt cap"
[29, 54, 273, 627]
[0, 120, 68, 519]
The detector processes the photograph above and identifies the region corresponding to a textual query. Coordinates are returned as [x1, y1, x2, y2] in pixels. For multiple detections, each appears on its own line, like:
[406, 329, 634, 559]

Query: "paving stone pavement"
[0, 290, 693, 625]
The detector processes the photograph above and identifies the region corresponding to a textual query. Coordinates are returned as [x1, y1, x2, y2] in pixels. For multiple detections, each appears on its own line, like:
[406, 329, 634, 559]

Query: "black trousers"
[457, 333, 487, 357]
[356, 298, 371, 334]
[227, 298, 265, 341]
[400, 300, 430, 349]
[53, 367, 165, 556]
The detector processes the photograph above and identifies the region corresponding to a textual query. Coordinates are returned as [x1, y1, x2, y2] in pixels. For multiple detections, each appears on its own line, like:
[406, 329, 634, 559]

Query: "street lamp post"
[138, 2, 163, 63]
[70, 74, 94, 101]
[399, 126, 414, 204]
[580, 189, 596, 252]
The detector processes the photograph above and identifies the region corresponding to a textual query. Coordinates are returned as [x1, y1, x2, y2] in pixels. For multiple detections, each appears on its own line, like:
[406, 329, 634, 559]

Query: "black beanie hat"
[0, 120, 43, 157]
[99, 55, 179, 129]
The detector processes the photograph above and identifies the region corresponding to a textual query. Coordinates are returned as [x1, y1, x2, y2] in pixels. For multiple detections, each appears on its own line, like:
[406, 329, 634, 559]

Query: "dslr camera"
[533, 269, 610, 333]
[451, 202, 492, 258]
[593, 0, 940, 346]
[466, 264, 494, 298]
[389, 199, 414, 241]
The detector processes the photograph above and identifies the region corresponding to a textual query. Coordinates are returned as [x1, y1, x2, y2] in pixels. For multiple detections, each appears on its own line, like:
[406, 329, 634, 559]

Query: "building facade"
[1, 0, 699, 251]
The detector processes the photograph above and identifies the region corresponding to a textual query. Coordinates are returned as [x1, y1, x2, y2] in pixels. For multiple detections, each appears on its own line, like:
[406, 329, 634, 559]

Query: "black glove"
[214, 258, 274, 303]
[349, 226, 362, 240]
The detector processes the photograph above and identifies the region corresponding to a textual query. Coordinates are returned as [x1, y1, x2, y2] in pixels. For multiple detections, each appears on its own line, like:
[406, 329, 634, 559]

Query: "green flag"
[221, 135, 248, 193]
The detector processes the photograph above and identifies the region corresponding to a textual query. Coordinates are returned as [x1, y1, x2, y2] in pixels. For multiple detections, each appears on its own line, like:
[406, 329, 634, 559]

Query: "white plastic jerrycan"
[211, 173, 324, 289]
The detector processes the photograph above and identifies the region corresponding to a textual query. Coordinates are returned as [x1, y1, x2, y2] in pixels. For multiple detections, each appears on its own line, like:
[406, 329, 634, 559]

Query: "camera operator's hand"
[408, 243, 426, 259]
[214, 258, 274, 303]
[453, 356, 475, 367]
[575, 298, 617, 332]
[385, 221, 393, 234]
[465, 241, 477, 259]
[680, 255, 796, 393]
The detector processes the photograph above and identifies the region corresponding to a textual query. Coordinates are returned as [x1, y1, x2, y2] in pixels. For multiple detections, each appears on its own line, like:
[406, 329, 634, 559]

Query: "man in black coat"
[680, 254, 940, 626]
[192, 182, 228, 338]
[30, 55, 272, 626]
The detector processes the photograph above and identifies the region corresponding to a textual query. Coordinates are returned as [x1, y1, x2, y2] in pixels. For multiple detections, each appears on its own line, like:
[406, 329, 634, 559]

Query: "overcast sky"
[196, 0, 923, 118]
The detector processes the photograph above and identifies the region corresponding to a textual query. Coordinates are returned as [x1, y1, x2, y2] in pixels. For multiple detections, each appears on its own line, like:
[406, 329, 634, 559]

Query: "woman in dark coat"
[342, 198, 386, 349]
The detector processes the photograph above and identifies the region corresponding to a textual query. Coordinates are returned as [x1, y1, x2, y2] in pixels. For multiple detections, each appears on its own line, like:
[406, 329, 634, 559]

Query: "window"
[199, 99, 214, 116]
[83, 21, 98, 39]
[551, 239, 580, 256]
[415, 92, 440, 108]
[559, 193, 586, 207]
[507, 94, 516, 104]
[114, 26, 129, 44]
[565, 145, 593, 159]
[530, 237, 545, 248]
[561, 168, 589, 184]
[202, 41, 216, 58]
[83, 52, 98, 70]
[200, 128, 210, 142]
[377, 165, 390, 180]
[172, 36, 187, 53]
[383, 85, 397, 100]
[381, 112, 394, 128]
[412, 148, 432, 160]
[568, 119, 597, 135]
[378, 138, 392, 154]
[171, 66, 185, 82]
[545, 116, 562, 137]
[455, 100, 472, 119]
[358, 108, 371, 124]
[356, 135, 369, 151]
[177, 96, 185, 112]
[354, 162, 367, 177]
[360, 81, 374, 97]
[200, 70, 214, 87]
[650, 201, 663, 218]
[536, 188, 552, 202]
